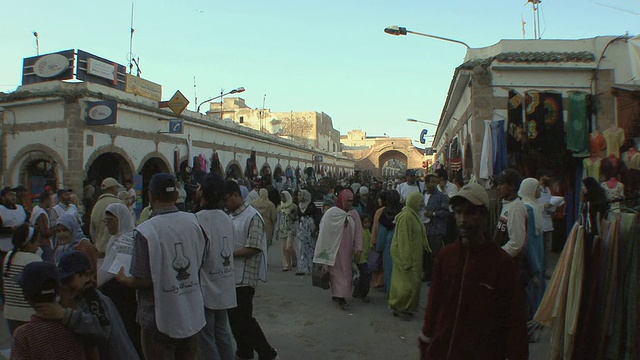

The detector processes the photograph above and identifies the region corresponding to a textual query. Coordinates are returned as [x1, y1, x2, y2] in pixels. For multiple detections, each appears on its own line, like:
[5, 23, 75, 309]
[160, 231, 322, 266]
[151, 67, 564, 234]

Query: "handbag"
[311, 263, 330, 290]
[367, 250, 382, 272]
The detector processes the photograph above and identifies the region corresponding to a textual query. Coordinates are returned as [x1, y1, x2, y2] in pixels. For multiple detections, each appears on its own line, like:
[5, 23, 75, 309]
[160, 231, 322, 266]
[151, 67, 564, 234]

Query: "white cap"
[101, 177, 123, 190]
[450, 183, 489, 209]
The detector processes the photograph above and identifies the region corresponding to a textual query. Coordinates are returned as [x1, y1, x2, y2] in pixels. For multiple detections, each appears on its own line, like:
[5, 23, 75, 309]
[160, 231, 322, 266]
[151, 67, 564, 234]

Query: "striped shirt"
[2, 251, 42, 321]
[12, 316, 87, 360]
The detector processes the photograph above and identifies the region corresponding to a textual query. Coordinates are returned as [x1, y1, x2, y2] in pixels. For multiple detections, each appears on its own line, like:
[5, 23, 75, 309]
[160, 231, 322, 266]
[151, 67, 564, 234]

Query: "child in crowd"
[34, 251, 139, 360]
[2, 223, 43, 335]
[352, 215, 372, 302]
[12, 261, 87, 360]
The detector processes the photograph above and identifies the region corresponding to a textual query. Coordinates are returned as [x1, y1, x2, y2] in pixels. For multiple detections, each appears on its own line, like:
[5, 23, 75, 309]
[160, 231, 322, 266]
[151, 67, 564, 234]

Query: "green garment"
[567, 92, 590, 156]
[357, 228, 371, 264]
[389, 192, 429, 312]
[137, 205, 152, 225]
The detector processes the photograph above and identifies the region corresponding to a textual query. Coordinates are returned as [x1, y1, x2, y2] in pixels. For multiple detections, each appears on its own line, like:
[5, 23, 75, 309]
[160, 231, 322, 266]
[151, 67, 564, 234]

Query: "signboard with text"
[22, 49, 75, 85]
[76, 50, 126, 90]
[86, 100, 117, 125]
[125, 74, 162, 101]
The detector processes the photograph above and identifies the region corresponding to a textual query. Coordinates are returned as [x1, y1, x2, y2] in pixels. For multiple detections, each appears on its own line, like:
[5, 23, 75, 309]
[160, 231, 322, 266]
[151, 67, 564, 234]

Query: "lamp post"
[407, 118, 439, 126]
[384, 26, 470, 49]
[196, 87, 246, 113]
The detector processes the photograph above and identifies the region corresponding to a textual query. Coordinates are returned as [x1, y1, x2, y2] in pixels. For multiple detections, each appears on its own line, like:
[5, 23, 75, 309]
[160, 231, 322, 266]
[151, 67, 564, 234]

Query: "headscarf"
[104, 203, 135, 253]
[405, 191, 423, 214]
[518, 178, 544, 235]
[100, 203, 135, 286]
[251, 188, 270, 209]
[55, 213, 87, 262]
[279, 191, 296, 214]
[299, 190, 312, 213]
[393, 191, 430, 254]
[336, 189, 353, 211]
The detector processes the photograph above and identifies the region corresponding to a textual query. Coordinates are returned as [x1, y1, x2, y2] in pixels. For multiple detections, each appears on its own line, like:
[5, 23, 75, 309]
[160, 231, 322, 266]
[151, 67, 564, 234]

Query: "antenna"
[193, 76, 198, 112]
[128, 1, 135, 74]
[521, 14, 526, 39]
[526, 0, 542, 39]
[261, 94, 267, 131]
[33, 31, 40, 55]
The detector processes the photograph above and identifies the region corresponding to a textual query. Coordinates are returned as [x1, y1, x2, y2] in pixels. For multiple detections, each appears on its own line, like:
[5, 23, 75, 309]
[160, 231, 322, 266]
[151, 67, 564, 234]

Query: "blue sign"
[169, 119, 184, 134]
[86, 100, 117, 125]
[419, 129, 428, 144]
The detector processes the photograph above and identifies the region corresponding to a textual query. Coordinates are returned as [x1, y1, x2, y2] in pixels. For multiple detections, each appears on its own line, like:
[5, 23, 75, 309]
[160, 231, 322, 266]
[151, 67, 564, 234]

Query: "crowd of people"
[0, 164, 587, 359]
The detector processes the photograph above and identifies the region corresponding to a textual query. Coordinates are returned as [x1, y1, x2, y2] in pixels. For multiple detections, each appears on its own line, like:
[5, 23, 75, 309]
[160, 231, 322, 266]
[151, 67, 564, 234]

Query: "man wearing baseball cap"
[90, 178, 125, 256]
[493, 169, 527, 258]
[419, 183, 528, 359]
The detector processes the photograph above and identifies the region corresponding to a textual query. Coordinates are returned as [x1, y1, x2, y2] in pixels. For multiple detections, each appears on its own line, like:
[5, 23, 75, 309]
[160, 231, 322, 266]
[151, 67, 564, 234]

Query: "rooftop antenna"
[127, 1, 142, 76]
[526, 0, 542, 39]
[261, 94, 267, 131]
[32, 31, 40, 55]
[521, 14, 526, 39]
[193, 76, 198, 112]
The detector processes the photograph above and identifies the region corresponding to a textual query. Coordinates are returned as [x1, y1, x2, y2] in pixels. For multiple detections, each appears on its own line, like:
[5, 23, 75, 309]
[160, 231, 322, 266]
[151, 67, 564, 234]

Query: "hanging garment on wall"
[525, 91, 565, 155]
[603, 127, 626, 157]
[491, 120, 508, 175]
[479, 120, 494, 180]
[583, 157, 602, 181]
[567, 92, 591, 157]
[507, 90, 525, 152]
[590, 131, 607, 156]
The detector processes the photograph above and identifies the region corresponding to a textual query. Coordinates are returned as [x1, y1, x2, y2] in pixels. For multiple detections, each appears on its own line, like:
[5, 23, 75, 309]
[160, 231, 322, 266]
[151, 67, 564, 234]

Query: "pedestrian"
[175, 180, 187, 211]
[352, 214, 372, 302]
[35, 250, 140, 360]
[50, 188, 79, 227]
[295, 189, 321, 276]
[370, 191, 387, 289]
[435, 168, 458, 198]
[90, 177, 124, 258]
[375, 190, 402, 294]
[98, 202, 141, 357]
[313, 189, 363, 309]
[251, 188, 277, 247]
[396, 169, 422, 203]
[518, 178, 546, 319]
[2, 223, 42, 335]
[421, 174, 450, 283]
[221, 180, 278, 360]
[0, 187, 29, 261]
[29, 192, 55, 261]
[353, 186, 370, 218]
[53, 214, 98, 284]
[195, 174, 237, 360]
[494, 169, 527, 258]
[12, 262, 87, 360]
[116, 173, 207, 360]
[419, 183, 528, 359]
[389, 192, 429, 320]
[536, 169, 557, 276]
[276, 190, 298, 271]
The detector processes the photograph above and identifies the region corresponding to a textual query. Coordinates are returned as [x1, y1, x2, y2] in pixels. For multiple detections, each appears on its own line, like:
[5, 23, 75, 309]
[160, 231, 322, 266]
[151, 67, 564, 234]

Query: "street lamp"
[196, 87, 246, 113]
[384, 26, 470, 49]
[407, 118, 439, 127]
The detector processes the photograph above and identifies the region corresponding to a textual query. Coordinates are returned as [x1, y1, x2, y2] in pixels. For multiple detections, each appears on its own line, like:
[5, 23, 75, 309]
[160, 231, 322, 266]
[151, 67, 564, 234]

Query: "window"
[239, 116, 244, 124]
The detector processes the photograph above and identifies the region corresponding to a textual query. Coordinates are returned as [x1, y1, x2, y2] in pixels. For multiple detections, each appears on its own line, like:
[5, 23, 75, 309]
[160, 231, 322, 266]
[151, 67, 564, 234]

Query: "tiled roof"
[460, 51, 595, 69]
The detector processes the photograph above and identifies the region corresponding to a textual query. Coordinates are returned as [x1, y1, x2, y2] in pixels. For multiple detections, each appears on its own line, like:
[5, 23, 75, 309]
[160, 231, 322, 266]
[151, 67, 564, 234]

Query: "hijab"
[104, 203, 135, 252]
[55, 213, 87, 262]
[251, 188, 270, 207]
[336, 189, 353, 211]
[518, 177, 544, 236]
[299, 190, 312, 213]
[279, 191, 296, 214]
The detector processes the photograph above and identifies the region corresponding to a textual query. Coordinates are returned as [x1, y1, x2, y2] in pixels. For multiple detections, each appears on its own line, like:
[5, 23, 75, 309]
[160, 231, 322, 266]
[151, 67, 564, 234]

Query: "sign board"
[86, 100, 117, 125]
[315, 155, 323, 162]
[420, 129, 428, 144]
[169, 119, 184, 134]
[125, 74, 162, 101]
[164, 90, 190, 116]
[22, 49, 75, 85]
[76, 50, 126, 89]
[425, 147, 434, 155]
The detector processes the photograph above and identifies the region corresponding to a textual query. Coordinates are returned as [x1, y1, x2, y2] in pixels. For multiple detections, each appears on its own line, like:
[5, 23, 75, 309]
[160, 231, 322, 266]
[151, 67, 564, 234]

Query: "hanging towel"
[567, 92, 590, 157]
[479, 120, 494, 180]
[491, 120, 508, 175]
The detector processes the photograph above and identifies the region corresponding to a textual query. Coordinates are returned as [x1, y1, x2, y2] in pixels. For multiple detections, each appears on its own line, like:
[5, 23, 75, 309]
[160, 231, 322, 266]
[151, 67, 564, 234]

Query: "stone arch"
[85, 145, 136, 181]
[86, 152, 134, 188]
[9, 144, 67, 187]
[139, 156, 172, 206]
[378, 149, 409, 177]
[137, 152, 172, 175]
[225, 160, 243, 179]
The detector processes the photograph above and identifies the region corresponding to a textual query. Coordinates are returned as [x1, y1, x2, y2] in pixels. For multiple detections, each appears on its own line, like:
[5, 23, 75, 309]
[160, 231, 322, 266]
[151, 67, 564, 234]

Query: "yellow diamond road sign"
[167, 90, 189, 116]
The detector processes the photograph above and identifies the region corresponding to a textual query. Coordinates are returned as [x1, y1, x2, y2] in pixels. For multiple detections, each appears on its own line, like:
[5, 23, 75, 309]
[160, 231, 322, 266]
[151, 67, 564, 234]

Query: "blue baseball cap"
[56, 251, 92, 281]
[149, 173, 177, 195]
[18, 262, 60, 296]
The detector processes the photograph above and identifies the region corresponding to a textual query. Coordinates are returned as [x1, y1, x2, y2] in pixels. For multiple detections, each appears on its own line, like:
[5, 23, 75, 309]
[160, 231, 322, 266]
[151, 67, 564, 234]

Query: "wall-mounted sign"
[169, 119, 184, 134]
[425, 147, 434, 155]
[163, 90, 189, 116]
[315, 155, 323, 162]
[22, 49, 75, 85]
[76, 50, 126, 90]
[125, 74, 162, 101]
[86, 100, 117, 125]
[420, 129, 428, 144]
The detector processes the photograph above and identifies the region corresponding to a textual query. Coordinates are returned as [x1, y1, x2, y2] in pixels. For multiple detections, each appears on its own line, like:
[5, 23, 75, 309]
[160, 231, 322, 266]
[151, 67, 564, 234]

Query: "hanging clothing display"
[507, 90, 525, 152]
[524, 91, 564, 155]
[583, 157, 602, 181]
[590, 131, 607, 156]
[603, 127, 626, 157]
[491, 120, 508, 176]
[601, 155, 623, 179]
[567, 92, 590, 157]
[479, 120, 494, 180]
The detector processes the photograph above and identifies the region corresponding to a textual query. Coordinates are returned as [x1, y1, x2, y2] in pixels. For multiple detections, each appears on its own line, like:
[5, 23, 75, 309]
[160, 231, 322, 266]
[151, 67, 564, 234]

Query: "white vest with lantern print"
[136, 211, 207, 338]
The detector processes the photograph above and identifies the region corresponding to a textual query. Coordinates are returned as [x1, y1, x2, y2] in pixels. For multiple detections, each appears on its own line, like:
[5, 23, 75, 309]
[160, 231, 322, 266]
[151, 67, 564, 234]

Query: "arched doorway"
[86, 152, 133, 191]
[378, 149, 408, 178]
[19, 155, 58, 207]
[139, 157, 170, 206]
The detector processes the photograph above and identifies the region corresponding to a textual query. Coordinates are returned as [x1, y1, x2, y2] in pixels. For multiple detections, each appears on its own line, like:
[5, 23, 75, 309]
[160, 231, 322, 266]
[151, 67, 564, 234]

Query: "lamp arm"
[406, 30, 470, 49]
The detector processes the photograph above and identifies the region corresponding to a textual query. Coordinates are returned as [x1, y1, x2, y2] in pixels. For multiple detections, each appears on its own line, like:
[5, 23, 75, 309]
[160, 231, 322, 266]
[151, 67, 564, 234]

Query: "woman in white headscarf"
[98, 202, 142, 357]
[295, 190, 321, 275]
[275, 191, 298, 271]
[518, 178, 546, 318]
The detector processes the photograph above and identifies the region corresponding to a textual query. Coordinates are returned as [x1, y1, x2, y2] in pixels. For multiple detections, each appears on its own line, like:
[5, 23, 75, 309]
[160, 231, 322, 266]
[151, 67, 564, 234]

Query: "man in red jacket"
[419, 183, 528, 360]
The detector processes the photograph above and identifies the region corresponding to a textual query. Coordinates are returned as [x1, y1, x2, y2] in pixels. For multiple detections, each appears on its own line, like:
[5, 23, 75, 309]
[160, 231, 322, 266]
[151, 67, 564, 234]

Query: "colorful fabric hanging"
[567, 92, 590, 157]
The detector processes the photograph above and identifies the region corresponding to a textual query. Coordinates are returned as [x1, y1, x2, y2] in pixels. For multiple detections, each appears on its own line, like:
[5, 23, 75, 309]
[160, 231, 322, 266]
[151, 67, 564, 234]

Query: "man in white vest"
[116, 173, 207, 359]
[0, 187, 28, 302]
[221, 180, 278, 360]
[30, 191, 55, 261]
[194, 173, 237, 360]
[50, 188, 79, 226]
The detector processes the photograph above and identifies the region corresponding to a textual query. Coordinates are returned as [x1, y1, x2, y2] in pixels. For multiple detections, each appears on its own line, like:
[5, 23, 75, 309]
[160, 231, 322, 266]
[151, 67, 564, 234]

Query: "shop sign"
[87, 58, 116, 81]
[86, 100, 117, 125]
[33, 54, 69, 78]
[125, 74, 162, 101]
[22, 49, 75, 85]
[76, 50, 126, 89]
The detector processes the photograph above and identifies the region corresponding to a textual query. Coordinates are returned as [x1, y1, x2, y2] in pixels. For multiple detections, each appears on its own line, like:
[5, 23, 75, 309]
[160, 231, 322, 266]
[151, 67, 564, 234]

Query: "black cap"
[494, 169, 522, 188]
[18, 262, 60, 296]
[0, 187, 14, 197]
[406, 169, 417, 177]
[56, 188, 72, 197]
[57, 251, 92, 281]
[149, 173, 177, 195]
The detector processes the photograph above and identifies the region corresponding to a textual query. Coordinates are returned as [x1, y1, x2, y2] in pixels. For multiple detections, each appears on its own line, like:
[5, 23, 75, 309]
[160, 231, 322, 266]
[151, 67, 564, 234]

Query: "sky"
[1, 0, 639, 143]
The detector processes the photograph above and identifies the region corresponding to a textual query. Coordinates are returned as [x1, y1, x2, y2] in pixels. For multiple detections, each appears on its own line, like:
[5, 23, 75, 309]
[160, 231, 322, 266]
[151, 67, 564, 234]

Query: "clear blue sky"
[1, 1, 638, 141]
